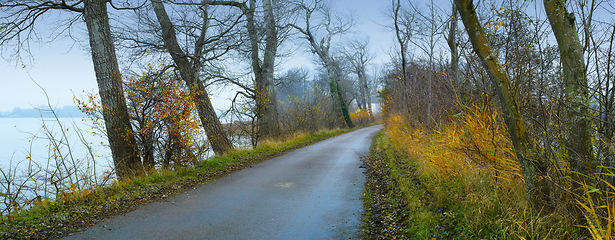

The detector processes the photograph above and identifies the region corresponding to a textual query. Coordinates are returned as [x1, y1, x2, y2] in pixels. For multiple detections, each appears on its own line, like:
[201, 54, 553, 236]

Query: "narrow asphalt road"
[63, 125, 382, 240]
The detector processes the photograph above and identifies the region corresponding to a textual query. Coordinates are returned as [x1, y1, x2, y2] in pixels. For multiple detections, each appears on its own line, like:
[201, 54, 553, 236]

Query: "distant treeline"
[0, 106, 85, 118]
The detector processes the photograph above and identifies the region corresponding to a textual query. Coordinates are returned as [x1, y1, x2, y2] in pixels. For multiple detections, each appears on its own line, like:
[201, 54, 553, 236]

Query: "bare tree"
[276, 67, 336, 132]
[289, 0, 354, 128]
[342, 38, 373, 116]
[249, 0, 280, 140]
[391, 0, 411, 82]
[390, 0, 414, 112]
[209, 0, 281, 141]
[409, 0, 448, 128]
[149, 0, 234, 155]
[0, 0, 144, 180]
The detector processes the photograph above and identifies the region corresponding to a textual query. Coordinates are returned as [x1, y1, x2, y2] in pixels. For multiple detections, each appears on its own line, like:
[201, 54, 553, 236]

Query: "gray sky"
[1, 40, 96, 112]
[0, 0, 448, 112]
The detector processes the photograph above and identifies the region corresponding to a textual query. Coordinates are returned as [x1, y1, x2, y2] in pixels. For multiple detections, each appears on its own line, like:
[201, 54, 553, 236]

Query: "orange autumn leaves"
[76, 66, 203, 169]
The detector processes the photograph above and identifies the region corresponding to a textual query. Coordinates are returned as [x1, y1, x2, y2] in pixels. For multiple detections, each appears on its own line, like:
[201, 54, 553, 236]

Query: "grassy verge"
[363, 115, 578, 239]
[363, 132, 409, 239]
[363, 132, 445, 239]
[0, 128, 352, 239]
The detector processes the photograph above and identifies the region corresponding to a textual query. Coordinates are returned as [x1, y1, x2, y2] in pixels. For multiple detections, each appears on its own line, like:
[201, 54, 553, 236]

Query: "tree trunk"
[364, 70, 373, 117]
[454, 0, 552, 214]
[393, 0, 409, 112]
[544, 0, 596, 225]
[261, 0, 280, 137]
[427, 42, 434, 128]
[357, 68, 368, 111]
[448, 3, 460, 89]
[151, 0, 233, 155]
[83, 0, 144, 180]
[543, 0, 595, 182]
[331, 62, 355, 128]
[138, 119, 155, 171]
[246, 0, 280, 142]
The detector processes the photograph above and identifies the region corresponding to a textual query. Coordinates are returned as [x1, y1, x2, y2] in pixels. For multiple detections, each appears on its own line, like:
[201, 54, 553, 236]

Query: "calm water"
[0, 117, 112, 171]
[1, 117, 254, 174]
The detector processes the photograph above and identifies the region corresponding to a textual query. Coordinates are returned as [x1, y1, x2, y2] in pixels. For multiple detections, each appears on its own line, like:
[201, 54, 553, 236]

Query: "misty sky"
[0, 0, 406, 112]
[3, 0, 554, 113]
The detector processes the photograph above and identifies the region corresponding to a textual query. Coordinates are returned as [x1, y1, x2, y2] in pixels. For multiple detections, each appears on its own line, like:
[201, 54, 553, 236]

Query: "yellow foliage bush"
[349, 109, 372, 126]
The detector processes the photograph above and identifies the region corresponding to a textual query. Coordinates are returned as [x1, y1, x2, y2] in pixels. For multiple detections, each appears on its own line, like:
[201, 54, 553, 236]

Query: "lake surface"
[1, 117, 258, 180]
[0, 117, 112, 172]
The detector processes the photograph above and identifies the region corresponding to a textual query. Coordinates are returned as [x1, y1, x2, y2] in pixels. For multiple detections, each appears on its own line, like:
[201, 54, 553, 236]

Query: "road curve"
[63, 125, 382, 240]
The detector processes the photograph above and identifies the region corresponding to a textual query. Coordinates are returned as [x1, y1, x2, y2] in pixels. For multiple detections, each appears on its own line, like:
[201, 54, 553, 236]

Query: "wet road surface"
[63, 125, 382, 240]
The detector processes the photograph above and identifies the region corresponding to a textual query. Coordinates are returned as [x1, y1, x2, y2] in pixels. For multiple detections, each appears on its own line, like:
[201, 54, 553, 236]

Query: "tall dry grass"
[384, 104, 578, 238]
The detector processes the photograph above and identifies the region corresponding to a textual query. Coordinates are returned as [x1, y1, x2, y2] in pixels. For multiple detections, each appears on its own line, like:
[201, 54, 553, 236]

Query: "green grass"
[0, 128, 353, 239]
